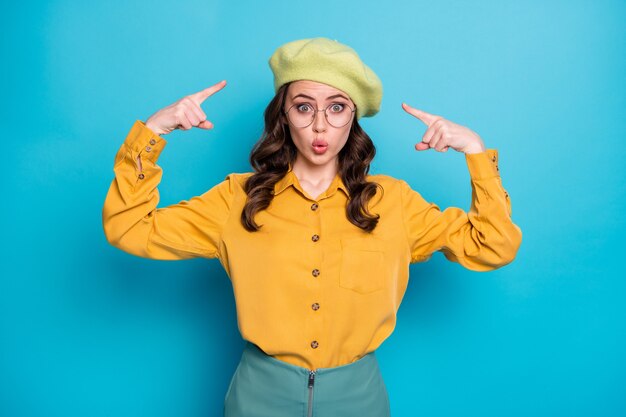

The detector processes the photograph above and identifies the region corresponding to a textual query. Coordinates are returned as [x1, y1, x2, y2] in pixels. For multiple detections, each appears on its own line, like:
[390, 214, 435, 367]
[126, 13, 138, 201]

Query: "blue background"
[1, 0, 625, 416]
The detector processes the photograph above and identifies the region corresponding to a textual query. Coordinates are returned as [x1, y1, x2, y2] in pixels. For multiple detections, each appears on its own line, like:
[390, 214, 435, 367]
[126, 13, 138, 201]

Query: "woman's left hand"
[401, 102, 486, 154]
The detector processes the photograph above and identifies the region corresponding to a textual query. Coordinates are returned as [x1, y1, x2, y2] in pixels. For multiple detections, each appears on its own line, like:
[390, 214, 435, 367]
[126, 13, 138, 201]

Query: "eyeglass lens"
[286, 103, 354, 128]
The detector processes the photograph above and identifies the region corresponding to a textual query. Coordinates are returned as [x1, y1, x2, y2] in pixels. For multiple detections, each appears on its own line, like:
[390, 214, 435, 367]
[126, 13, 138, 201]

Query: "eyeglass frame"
[283, 102, 356, 128]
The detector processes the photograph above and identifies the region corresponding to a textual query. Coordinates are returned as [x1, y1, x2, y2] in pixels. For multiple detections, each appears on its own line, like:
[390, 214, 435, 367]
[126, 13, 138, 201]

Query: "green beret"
[268, 37, 383, 120]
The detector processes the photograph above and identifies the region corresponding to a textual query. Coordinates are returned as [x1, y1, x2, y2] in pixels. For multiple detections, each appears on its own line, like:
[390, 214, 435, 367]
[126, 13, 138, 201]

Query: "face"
[283, 80, 355, 173]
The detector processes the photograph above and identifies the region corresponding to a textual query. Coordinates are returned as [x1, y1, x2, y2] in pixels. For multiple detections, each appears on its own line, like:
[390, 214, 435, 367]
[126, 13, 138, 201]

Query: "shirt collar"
[273, 165, 349, 198]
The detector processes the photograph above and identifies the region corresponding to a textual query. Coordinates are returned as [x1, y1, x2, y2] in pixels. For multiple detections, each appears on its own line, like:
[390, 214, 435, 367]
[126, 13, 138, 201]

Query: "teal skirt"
[223, 341, 391, 417]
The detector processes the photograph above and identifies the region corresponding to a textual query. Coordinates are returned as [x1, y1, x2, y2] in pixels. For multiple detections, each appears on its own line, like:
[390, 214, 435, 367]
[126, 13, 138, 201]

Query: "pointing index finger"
[401, 102, 440, 126]
[189, 80, 227, 105]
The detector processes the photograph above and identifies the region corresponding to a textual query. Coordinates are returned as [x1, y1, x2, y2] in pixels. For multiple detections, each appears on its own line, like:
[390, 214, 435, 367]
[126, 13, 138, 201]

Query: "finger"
[184, 100, 207, 124]
[401, 102, 440, 126]
[185, 101, 214, 129]
[197, 120, 214, 130]
[430, 128, 447, 151]
[189, 80, 227, 105]
[435, 138, 448, 152]
[421, 119, 443, 145]
[429, 128, 444, 150]
[177, 111, 193, 130]
[416, 124, 437, 150]
[442, 146, 449, 152]
[414, 142, 430, 151]
[184, 108, 201, 126]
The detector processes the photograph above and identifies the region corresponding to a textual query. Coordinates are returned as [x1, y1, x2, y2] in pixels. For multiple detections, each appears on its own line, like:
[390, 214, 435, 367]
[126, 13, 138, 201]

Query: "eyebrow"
[291, 93, 350, 102]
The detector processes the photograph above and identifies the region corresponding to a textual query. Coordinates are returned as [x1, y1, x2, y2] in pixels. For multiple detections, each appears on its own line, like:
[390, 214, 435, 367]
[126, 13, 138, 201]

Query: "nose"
[312, 109, 327, 133]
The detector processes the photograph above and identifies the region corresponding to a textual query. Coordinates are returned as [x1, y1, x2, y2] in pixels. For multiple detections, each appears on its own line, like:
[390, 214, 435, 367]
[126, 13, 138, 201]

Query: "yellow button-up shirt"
[103, 120, 522, 370]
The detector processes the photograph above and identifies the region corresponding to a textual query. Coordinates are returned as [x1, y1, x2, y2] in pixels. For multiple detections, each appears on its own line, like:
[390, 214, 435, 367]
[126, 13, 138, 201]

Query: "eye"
[330, 103, 345, 112]
[296, 103, 313, 112]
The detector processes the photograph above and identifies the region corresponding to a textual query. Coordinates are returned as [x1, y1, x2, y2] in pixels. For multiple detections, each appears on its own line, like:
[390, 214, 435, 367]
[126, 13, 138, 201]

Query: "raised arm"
[400, 102, 522, 270]
[102, 81, 233, 260]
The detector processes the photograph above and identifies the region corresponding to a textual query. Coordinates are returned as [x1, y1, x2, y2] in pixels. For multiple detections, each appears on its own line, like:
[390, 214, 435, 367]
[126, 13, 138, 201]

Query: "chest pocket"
[339, 237, 386, 294]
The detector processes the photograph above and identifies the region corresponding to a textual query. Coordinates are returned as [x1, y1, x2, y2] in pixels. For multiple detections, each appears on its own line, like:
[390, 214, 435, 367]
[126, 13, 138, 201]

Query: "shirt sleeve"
[401, 149, 522, 271]
[101, 120, 234, 260]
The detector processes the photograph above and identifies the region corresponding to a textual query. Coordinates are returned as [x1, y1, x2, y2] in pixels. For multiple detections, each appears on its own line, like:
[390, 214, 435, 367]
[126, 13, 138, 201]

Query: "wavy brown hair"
[241, 82, 382, 232]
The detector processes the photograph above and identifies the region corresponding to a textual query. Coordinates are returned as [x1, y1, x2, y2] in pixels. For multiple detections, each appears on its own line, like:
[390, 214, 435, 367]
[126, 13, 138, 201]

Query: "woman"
[102, 37, 522, 417]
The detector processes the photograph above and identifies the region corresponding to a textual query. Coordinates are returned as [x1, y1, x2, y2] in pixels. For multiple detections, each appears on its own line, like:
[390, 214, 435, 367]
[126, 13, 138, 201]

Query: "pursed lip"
[312, 138, 328, 147]
[311, 138, 328, 154]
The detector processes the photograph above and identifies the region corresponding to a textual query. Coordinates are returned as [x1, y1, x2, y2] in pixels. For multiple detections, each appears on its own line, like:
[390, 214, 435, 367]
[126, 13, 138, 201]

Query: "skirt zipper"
[307, 370, 316, 417]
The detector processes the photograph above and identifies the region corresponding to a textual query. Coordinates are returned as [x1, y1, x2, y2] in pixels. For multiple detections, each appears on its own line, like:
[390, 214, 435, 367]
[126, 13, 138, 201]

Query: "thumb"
[197, 120, 214, 130]
[415, 142, 429, 151]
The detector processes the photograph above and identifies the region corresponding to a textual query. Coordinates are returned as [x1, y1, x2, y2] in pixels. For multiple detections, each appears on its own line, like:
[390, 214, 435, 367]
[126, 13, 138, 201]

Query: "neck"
[291, 157, 339, 184]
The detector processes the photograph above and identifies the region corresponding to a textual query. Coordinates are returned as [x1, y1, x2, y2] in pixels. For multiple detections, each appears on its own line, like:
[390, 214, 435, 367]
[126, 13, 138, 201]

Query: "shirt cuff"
[123, 120, 167, 163]
[465, 148, 500, 180]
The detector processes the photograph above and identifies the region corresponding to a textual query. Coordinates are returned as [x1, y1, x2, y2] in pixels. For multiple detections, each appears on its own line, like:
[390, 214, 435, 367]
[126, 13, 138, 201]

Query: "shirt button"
[149, 139, 156, 145]
[492, 155, 497, 162]
[311, 203, 318, 211]
[312, 269, 320, 277]
[146, 146, 152, 152]
[311, 302, 320, 311]
[138, 173, 145, 180]
[311, 234, 320, 242]
[311, 340, 319, 349]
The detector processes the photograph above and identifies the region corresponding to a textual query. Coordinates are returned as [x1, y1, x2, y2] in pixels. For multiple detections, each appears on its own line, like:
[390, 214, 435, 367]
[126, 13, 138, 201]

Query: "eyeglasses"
[284, 102, 356, 128]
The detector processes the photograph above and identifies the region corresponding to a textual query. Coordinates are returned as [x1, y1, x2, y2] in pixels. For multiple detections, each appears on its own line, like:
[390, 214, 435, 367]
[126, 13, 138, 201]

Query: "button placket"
[310, 200, 320, 243]
[491, 154, 499, 172]
[137, 137, 162, 179]
[309, 205, 320, 289]
[307, 200, 323, 354]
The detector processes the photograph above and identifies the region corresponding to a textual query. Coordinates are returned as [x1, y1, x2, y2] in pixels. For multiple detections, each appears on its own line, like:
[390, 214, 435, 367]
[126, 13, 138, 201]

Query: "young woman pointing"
[103, 37, 522, 417]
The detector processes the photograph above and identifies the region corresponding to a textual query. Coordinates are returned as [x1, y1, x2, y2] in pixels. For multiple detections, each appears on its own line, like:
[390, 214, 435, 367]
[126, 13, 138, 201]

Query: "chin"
[309, 153, 337, 165]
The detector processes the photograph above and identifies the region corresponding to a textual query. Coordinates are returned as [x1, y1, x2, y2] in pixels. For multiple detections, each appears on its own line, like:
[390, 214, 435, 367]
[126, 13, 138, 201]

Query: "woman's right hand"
[144, 80, 227, 136]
